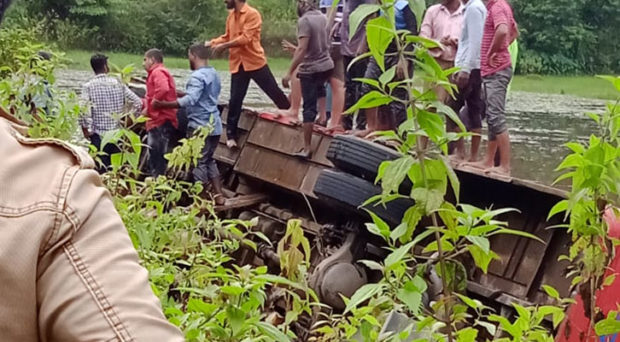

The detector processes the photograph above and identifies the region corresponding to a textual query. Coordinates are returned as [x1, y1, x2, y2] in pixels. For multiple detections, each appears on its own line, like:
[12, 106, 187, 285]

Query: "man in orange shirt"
[143, 49, 179, 177]
[208, 0, 290, 148]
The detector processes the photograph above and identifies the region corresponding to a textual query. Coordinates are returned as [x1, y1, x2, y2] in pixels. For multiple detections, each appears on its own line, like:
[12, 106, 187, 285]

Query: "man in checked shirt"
[79, 54, 142, 173]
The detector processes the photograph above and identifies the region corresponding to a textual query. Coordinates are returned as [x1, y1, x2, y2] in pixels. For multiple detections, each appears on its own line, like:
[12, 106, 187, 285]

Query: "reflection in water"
[56, 69, 606, 186]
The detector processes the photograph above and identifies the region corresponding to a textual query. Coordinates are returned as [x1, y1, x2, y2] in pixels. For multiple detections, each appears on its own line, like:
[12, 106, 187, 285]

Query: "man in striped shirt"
[468, 0, 518, 176]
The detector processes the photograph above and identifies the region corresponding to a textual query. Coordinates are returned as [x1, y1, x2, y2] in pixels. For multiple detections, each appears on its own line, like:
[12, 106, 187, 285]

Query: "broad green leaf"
[344, 283, 385, 314]
[358, 259, 384, 272]
[456, 293, 481, 310]
[548, 200, 569, 220]
[256, 322, 292, 341]
[417, 109, 445, 145]
[466, 236, 490, 254]
[411, 187, 444, 214]
[397, 279, 424, 315]
[399, 205, 423, 243]
[354, 77, 381, 90]
[434, 100, 466, 134]
[513, 303, 531, 321]
[603, 273, 617, 287]
[595, 311, 620, 336]
[385, 240, 416, 269]
[349, 4, 381, 41]
[379, 66, 396, 87]
[423, 238, 455, 254]
[220, 285, 245, 296]
[344, 90, 392, 114]
[366, 16, 395, 71]
[226, 305, 245, 337]
[476, 321, 497, 336]
[382, 156, 415, 194]
[364, 209, 391, 240]
[441, 155, 460, 201]
[542, 285, 561, 300]
[187, 298, 218, 315]
[390, 222, 409, 242]
[456, 327, 478, 342]
[467, 245, 498, 274]
[407, 0, 426, 31]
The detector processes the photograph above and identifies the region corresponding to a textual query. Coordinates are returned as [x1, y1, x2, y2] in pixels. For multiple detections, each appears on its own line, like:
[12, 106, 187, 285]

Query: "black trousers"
[343, 55, 368, 130]
[90, 133, 121, 174]
[228, 64, 290, 140]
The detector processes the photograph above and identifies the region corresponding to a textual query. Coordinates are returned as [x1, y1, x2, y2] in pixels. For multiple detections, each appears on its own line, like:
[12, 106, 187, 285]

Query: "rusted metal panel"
[214, 132, 249, 165]
[215, 109, 258, 165]
[234, 145, 317, 198]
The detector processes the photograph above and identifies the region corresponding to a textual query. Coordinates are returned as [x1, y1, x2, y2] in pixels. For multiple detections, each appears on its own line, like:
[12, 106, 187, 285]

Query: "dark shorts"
[447, 69, 484, 132]
[298, 69, 333, 123]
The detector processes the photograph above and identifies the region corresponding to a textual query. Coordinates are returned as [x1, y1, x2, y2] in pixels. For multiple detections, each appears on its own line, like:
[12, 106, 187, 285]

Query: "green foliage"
[512, 0, 620, 74]
[548, 76, 620, 332]
[4, 0, 297, 56]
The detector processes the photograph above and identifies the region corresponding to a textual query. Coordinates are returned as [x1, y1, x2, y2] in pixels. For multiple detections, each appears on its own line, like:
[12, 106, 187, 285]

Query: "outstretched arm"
[213, 11, 262, 53]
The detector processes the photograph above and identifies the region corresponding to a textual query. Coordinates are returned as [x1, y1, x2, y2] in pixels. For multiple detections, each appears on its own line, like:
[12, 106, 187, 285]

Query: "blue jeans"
[147, 121, 175, 177]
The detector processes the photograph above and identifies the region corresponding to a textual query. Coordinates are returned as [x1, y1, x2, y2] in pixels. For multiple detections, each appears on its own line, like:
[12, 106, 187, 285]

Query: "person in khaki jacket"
[0, 106, 184, 342]
[0, 108, 186, 342]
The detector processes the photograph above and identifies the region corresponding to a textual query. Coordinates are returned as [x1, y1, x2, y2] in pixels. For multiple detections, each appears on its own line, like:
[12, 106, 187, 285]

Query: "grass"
[511, 75, 618, 100]
[63, 50, 617, 100]
[63, 49, 291, 75]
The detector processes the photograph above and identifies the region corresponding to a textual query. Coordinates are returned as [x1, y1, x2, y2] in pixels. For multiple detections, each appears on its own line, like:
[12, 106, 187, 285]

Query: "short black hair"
[189, 44, 212, 60]
[37, 51, 52, 61]
[90, 54, 108, 74]
[145, 48, 164, 63]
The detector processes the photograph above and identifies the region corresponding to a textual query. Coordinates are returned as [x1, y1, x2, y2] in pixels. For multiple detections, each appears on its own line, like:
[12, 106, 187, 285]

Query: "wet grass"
[63, 50, 617, 100]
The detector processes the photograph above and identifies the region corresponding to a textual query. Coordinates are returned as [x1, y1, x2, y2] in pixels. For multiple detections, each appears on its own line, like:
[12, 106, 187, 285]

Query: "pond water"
[57, 69, 607, 186]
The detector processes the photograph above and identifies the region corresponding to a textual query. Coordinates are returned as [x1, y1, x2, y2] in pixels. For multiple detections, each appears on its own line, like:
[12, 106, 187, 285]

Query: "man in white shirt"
[450, 0, 486, 162]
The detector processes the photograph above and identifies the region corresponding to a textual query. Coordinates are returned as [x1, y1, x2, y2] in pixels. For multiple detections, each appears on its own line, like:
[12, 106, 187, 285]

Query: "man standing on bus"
[208, 0, 291, 149]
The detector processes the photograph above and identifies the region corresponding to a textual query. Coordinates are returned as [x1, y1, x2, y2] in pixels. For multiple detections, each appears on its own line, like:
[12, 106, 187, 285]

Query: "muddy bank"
[56, 69, 606, 186]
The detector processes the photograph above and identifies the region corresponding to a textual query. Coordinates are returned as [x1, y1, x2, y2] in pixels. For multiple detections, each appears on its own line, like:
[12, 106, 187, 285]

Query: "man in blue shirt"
[153, 44, 225, 205]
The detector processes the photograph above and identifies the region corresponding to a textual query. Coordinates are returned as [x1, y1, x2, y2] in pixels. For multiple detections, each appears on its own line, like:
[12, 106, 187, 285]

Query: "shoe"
[226, 139, 238, 149]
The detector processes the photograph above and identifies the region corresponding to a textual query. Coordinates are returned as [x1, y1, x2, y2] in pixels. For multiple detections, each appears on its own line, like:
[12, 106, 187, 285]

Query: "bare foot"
[354, 129, 371, 138]
[326, 125, 346, 135]
[486, 166, 511, 177]
[449, 154, 465, 167]
[462, 160, 493, 170]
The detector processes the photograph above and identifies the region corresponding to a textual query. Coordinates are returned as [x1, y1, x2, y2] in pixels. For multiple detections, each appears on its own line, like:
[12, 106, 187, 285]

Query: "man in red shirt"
[467, 0, 517, 176]
[143, 49, 179, 177]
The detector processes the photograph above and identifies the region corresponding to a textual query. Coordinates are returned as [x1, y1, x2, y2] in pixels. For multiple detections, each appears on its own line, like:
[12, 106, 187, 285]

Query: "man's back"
[0, 109, 183, 341]
[81, 74, 139, 134]
[179, 66, 222, 134]
[298, 10, 334, 74]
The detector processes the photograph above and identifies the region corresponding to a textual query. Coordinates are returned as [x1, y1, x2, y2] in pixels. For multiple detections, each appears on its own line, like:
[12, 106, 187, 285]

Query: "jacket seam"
[46, 166, 80, 253]
[64, 242, 135, 342]
[0, 202, 58, 216]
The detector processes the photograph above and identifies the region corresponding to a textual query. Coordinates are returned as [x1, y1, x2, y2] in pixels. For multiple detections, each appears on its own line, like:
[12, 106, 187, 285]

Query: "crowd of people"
[78, 0, 519, 207]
